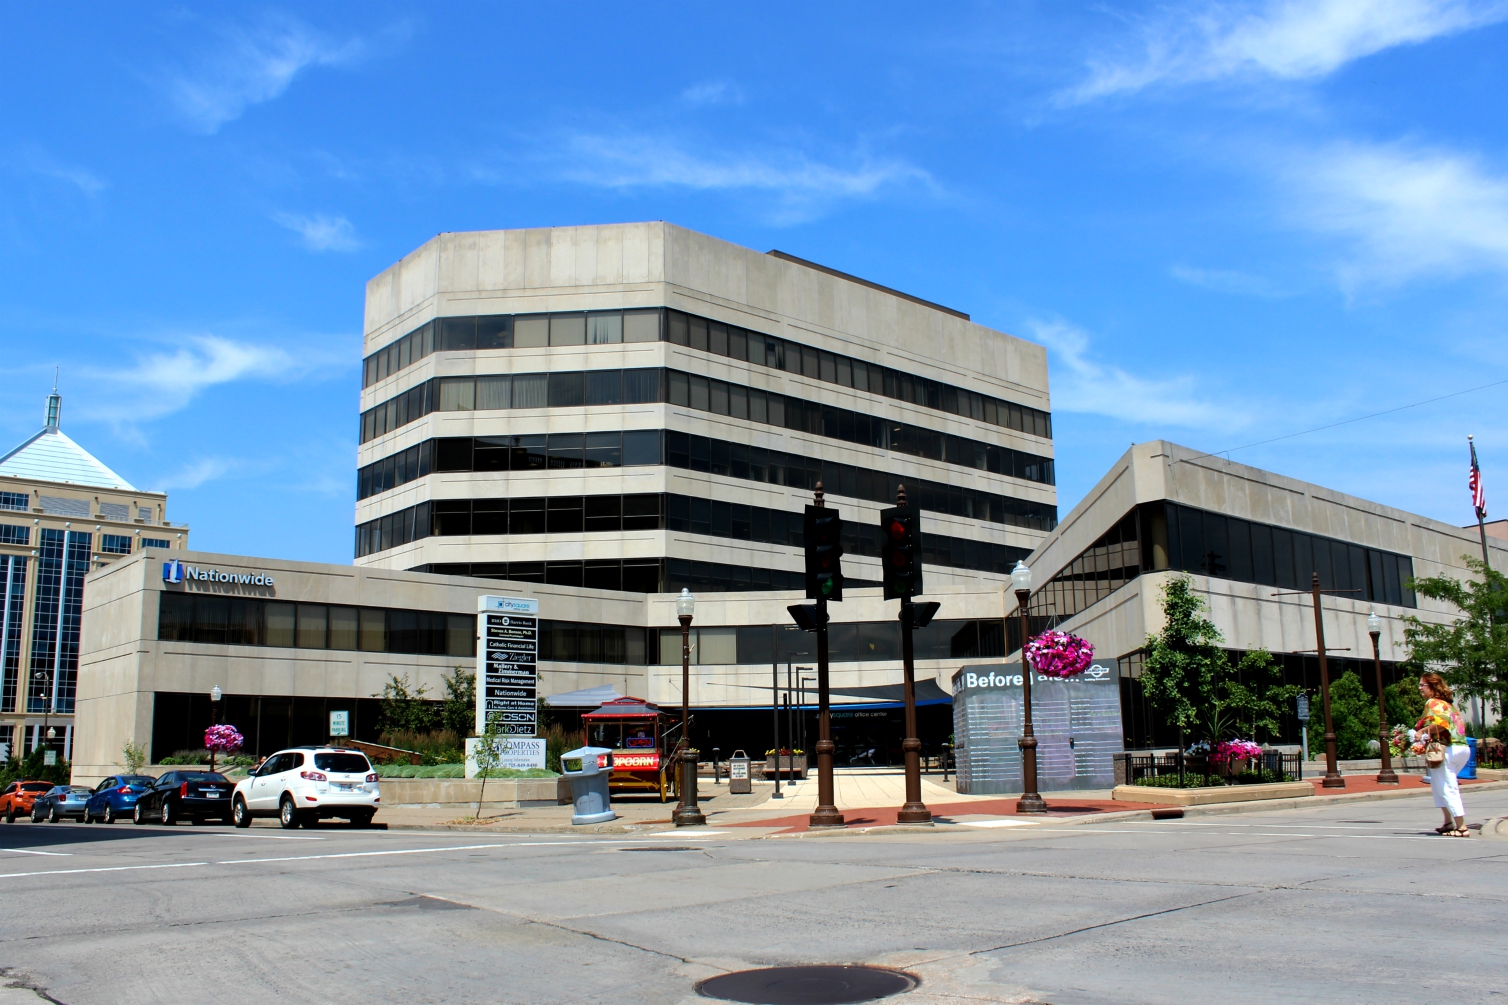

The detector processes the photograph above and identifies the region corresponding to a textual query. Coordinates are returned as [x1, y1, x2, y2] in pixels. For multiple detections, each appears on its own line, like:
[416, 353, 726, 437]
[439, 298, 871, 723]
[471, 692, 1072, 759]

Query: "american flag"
[1470, 438, 1487, 519]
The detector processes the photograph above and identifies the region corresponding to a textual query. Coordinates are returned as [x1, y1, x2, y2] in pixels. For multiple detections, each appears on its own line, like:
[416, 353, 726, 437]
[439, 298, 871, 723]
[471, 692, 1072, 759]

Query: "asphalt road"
[0, 789, 1502, 1005]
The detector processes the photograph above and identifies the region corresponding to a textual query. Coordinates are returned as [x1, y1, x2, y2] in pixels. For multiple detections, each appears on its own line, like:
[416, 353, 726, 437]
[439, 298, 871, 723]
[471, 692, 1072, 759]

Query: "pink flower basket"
[1023, 630, 1095, 678]
[1210, 739, 1263, 764]
[204, 724, 245, 754]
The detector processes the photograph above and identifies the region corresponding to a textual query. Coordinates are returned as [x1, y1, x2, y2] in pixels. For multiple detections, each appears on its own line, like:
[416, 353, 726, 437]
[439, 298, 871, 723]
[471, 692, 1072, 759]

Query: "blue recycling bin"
[561, 746, 616, 825]
[1459, 737, 1478, 780]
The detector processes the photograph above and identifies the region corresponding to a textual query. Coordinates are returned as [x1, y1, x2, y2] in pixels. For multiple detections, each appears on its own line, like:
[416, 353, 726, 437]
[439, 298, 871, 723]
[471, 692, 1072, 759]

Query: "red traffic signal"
[880, 505, 922, 600]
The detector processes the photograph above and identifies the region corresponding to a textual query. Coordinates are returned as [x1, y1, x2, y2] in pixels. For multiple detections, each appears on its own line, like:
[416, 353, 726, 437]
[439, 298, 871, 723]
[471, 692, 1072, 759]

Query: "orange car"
[0, 781, 56, 823]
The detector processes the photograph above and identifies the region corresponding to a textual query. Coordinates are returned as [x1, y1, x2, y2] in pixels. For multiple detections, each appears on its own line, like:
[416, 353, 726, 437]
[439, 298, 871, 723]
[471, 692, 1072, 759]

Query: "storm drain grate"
[697, 965, 917, 1005]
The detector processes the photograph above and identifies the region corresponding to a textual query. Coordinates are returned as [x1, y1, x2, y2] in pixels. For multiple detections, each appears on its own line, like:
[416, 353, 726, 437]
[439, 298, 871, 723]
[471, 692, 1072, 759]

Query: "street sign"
[478, 595, 541, 737]
[329, 710, 350, 737]
[1296, 693, 1311, 722]
[43, 751, 56, 766]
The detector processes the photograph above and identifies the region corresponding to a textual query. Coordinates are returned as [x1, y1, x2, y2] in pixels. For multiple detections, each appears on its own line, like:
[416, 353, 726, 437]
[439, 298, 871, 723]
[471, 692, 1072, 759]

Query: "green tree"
[1401, 557, 1508, 716]
[375, 673, 438, 735]
[1306, 670, 1378, 759]
[441, 666, 476, 736]
[1140, 576, 1297, 745]
[119, 742, 148, 773]
[1383, 678, 1425, 728]
[470, 721, 512, 821]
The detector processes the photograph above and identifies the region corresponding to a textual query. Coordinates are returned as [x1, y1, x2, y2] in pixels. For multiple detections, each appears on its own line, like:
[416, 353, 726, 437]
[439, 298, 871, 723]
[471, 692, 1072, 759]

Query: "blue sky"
[3, 2, 1507, 564]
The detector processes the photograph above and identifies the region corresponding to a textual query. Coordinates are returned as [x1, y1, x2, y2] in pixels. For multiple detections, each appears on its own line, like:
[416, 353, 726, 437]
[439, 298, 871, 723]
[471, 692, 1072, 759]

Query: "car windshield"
[69, 787, 93, 794]
[181, 773, 228, 783]
[313, 753, 371, 774]
[119, 776, 156, 788]
[21, 782, 53, 792]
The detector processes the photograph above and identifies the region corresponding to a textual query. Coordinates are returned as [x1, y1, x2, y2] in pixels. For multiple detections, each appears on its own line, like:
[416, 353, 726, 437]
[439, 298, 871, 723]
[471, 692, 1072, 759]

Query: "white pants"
[1427, 744, 1470, 818]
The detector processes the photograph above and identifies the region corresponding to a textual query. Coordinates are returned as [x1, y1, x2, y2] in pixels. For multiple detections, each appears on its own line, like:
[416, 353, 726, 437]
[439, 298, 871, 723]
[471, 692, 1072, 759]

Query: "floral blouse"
[1416, 697, 1467, 746]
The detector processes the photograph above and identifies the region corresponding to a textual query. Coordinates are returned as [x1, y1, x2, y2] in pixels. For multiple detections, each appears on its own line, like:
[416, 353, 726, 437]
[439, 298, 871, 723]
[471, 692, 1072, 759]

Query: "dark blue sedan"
[31, 785, 93, 823]
[84, 775, 157, 824]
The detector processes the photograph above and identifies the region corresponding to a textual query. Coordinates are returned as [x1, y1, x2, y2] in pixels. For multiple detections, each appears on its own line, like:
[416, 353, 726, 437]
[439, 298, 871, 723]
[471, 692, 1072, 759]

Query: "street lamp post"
[209, 685, 224, 774]
[673, 589, 705, 827]
[32, 670, 50, 758]
[1011, 561, 1047, 814]
[1368, 611, 1399, 784]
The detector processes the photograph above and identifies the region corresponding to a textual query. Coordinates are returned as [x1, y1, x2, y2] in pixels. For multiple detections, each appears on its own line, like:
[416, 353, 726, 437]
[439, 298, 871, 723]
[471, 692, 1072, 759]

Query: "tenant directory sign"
[477, 595, 541, 737]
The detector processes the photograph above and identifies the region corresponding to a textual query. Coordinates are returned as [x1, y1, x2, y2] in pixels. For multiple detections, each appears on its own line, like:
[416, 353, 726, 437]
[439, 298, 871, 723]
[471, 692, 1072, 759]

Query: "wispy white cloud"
[1169, 264, 1287, 297]
[680, 80, 745, 107]
[1282, 140, 1508, 288]
[157, 457, 235, 491]
[1062, 0, 1506, 103]
[1027, 318, 1244, 430]
[273, 212, 360, 252]
[554, 132, 932, 224]
[163, 15, 373, 133]
[83, 335, 341, 425]
[7, 145, 108, 196]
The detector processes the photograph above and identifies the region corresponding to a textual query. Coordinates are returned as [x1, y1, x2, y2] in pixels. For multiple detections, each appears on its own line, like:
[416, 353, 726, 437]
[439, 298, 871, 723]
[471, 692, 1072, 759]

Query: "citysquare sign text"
[163, 559, 275, 587]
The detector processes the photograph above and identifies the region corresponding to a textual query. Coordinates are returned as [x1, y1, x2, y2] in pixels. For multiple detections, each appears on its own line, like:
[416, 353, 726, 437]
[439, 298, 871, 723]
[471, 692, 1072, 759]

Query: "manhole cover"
[697, 965, 917, 1004]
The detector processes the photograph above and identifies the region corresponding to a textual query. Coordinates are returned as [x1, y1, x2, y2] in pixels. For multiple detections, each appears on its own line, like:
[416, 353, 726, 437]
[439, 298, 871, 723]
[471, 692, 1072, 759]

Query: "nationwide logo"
[162, 560, 274, 587]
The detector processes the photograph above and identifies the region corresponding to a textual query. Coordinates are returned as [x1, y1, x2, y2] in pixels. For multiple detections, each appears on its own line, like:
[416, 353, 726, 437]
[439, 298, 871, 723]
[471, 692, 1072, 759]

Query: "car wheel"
[133, 803, 147, 825]
[82, 811, 93, 824]
[233, 797, 252, 829]
[30, 808, 42, 823]
[5, 809, 14, 824]
[49, 806, 61, 823]
[160, 799, 174, 826]
[278, 795, 300, 830]
[103, 805, 117, 825]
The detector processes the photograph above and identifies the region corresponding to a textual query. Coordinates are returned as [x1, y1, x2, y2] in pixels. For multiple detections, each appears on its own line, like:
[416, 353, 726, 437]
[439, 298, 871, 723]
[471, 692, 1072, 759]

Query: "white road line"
[184, 832, 326, 841]
[217, 843, 519, 865]
[0, 847, 72, 856]
[0, 861, 209, 880]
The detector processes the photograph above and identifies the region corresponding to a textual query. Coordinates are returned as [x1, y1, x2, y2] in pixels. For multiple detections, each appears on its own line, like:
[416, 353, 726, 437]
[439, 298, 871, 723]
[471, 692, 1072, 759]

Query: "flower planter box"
[1112, 781, 1313, 806]
[764, 755, 807, 779]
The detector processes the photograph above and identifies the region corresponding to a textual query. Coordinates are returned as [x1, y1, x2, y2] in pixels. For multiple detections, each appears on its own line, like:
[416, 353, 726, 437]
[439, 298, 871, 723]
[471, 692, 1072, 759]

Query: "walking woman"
[1415, 673, 1470, 837]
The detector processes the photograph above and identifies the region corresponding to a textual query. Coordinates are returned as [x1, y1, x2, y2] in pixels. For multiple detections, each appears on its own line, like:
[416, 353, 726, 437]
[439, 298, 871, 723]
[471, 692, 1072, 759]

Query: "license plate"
[334, 783, 355, 791]
[202, 789, 221, 797]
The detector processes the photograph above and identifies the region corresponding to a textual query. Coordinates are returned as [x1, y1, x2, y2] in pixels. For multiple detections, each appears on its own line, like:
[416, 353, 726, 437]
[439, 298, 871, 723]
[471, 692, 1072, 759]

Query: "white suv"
[233, 747, 380, 829]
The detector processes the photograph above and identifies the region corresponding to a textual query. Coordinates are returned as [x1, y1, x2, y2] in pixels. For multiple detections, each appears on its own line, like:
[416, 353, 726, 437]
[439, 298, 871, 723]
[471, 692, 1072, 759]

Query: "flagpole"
[1469, 435, 1491, 571]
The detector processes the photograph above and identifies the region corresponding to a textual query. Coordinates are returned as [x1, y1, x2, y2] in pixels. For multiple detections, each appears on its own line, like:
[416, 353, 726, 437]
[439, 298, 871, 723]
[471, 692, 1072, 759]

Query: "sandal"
[1443, 828, 1470, 837]
[1434, 824, 1454, 834]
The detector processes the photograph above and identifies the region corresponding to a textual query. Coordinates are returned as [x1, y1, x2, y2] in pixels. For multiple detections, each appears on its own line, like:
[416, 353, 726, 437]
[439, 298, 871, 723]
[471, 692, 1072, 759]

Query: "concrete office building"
[1016, 441, 1508, 748]
[0, 391, 188, 762]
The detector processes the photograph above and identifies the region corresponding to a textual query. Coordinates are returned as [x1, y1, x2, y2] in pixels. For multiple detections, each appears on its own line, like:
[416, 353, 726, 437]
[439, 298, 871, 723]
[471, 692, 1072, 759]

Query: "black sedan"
[30, 785, 94, 823]
[133, 771, 233, 825]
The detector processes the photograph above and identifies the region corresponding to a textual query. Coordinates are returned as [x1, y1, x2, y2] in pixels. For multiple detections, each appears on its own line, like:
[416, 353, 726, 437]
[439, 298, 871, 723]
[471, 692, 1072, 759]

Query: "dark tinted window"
[313, 753, 371, 774]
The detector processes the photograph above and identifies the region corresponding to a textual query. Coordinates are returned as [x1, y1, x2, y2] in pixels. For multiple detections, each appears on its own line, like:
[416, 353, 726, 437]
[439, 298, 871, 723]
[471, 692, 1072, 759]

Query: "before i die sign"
[467, 595, 546, 774]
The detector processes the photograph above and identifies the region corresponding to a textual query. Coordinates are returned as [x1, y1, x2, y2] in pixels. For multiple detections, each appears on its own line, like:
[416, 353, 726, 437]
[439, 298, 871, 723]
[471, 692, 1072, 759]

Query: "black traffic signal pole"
[792, 483, 844, 829]
[883, 485, 935, 825]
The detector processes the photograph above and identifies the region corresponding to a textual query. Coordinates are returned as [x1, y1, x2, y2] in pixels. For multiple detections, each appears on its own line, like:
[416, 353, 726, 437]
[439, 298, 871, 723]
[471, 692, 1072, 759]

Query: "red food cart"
[580, 697, 675, 800]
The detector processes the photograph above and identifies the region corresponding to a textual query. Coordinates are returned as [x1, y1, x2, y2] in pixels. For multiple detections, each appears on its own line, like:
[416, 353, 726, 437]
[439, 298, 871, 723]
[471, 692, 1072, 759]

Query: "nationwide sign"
[477, 595, 540, 737]
[162, 560, 274, 587]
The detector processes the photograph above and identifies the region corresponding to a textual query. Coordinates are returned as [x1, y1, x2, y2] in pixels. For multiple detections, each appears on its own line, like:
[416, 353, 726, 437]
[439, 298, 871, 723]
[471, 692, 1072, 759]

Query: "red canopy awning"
[581, 696, 665, 721]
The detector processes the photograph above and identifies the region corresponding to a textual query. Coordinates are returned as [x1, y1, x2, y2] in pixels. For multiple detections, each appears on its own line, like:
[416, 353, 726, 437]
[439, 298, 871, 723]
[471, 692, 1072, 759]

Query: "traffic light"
[804, 505, 844, 602]
[881, 504, 922, 600]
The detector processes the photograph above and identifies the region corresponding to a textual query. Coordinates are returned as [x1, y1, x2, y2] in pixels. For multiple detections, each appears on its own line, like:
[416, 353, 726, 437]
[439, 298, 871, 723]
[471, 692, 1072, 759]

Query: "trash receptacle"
[1460, 737, 1478, 780]
[728, 749, 752, 794]
[561, 746, 617, 825]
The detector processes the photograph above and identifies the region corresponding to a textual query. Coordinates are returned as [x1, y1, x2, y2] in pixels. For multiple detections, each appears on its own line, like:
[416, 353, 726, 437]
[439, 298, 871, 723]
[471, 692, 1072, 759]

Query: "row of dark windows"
[358, 367, 1055, 490]
[362, 307, 1052, 439]
[412, 558, 880, 595]
[360, 491, 1030, 575]
[1021, 502, 1418, 631]
[356, 430, 1058, 534]
[158, 593, 476, 656]
[0, 524, 28, 546]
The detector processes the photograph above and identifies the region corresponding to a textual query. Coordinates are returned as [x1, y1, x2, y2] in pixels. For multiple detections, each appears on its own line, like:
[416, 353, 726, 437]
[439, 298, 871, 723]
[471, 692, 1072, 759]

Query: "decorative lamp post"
[32, 670, 50, 756]
[210, 685, 223, 724]
[1011, 561, 1047, 814]
[1368, 611, 1398, 784]
[673, 589, 705, 826]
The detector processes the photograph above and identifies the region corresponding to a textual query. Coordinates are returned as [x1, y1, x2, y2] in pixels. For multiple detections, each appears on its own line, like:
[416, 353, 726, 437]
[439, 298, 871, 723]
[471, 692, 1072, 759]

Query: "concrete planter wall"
[378, 777, 558, 809]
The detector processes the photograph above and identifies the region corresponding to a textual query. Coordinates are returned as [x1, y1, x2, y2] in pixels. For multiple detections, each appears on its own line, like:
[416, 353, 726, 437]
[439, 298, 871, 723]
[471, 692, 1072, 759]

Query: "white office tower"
[353, 223, 1057, 596]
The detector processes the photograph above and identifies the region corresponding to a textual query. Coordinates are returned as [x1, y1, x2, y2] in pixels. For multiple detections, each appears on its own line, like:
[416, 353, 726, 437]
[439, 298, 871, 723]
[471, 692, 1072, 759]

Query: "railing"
[1121, 750, 1303, 786]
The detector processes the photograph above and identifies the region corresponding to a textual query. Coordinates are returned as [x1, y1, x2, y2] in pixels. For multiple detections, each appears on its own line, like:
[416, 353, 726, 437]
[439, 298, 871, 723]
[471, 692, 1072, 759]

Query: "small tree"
[375, 673, 438, 735]
[441, 666, 476, 736]
[120, 742, 148, 773]
[1401, 557, 1508, 719]
[1305, 671, 1377, 759]
[1140, 576, 1296, 749]
[471, 720, 512, 821]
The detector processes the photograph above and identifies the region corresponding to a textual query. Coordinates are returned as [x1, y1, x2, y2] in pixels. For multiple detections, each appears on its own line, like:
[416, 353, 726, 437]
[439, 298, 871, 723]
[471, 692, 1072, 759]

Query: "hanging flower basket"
[1210, 739, 1263, 764]
[1024, 630, 1095, 678]
[204, 724, 245, 754]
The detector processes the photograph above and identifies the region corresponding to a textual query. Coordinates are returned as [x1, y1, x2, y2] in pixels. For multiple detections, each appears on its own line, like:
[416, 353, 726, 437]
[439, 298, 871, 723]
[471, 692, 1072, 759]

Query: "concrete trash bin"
[561, 746, 617, 825]
[728, 749, 752, 795]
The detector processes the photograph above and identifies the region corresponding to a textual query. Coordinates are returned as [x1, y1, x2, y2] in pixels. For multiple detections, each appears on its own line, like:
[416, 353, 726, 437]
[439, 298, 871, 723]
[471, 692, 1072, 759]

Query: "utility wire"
[1181, 376, 1508, 464]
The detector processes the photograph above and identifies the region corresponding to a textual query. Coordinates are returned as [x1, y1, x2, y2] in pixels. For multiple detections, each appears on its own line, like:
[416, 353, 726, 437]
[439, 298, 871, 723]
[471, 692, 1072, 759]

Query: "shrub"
[1306, 671, 1377, 759]
[170, 749, 210, 765]
[376, 673, 440, 735]
[378, 729, 464, 764]
[542, 723, 583, 774]
[1134, 773, 1226, 788]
